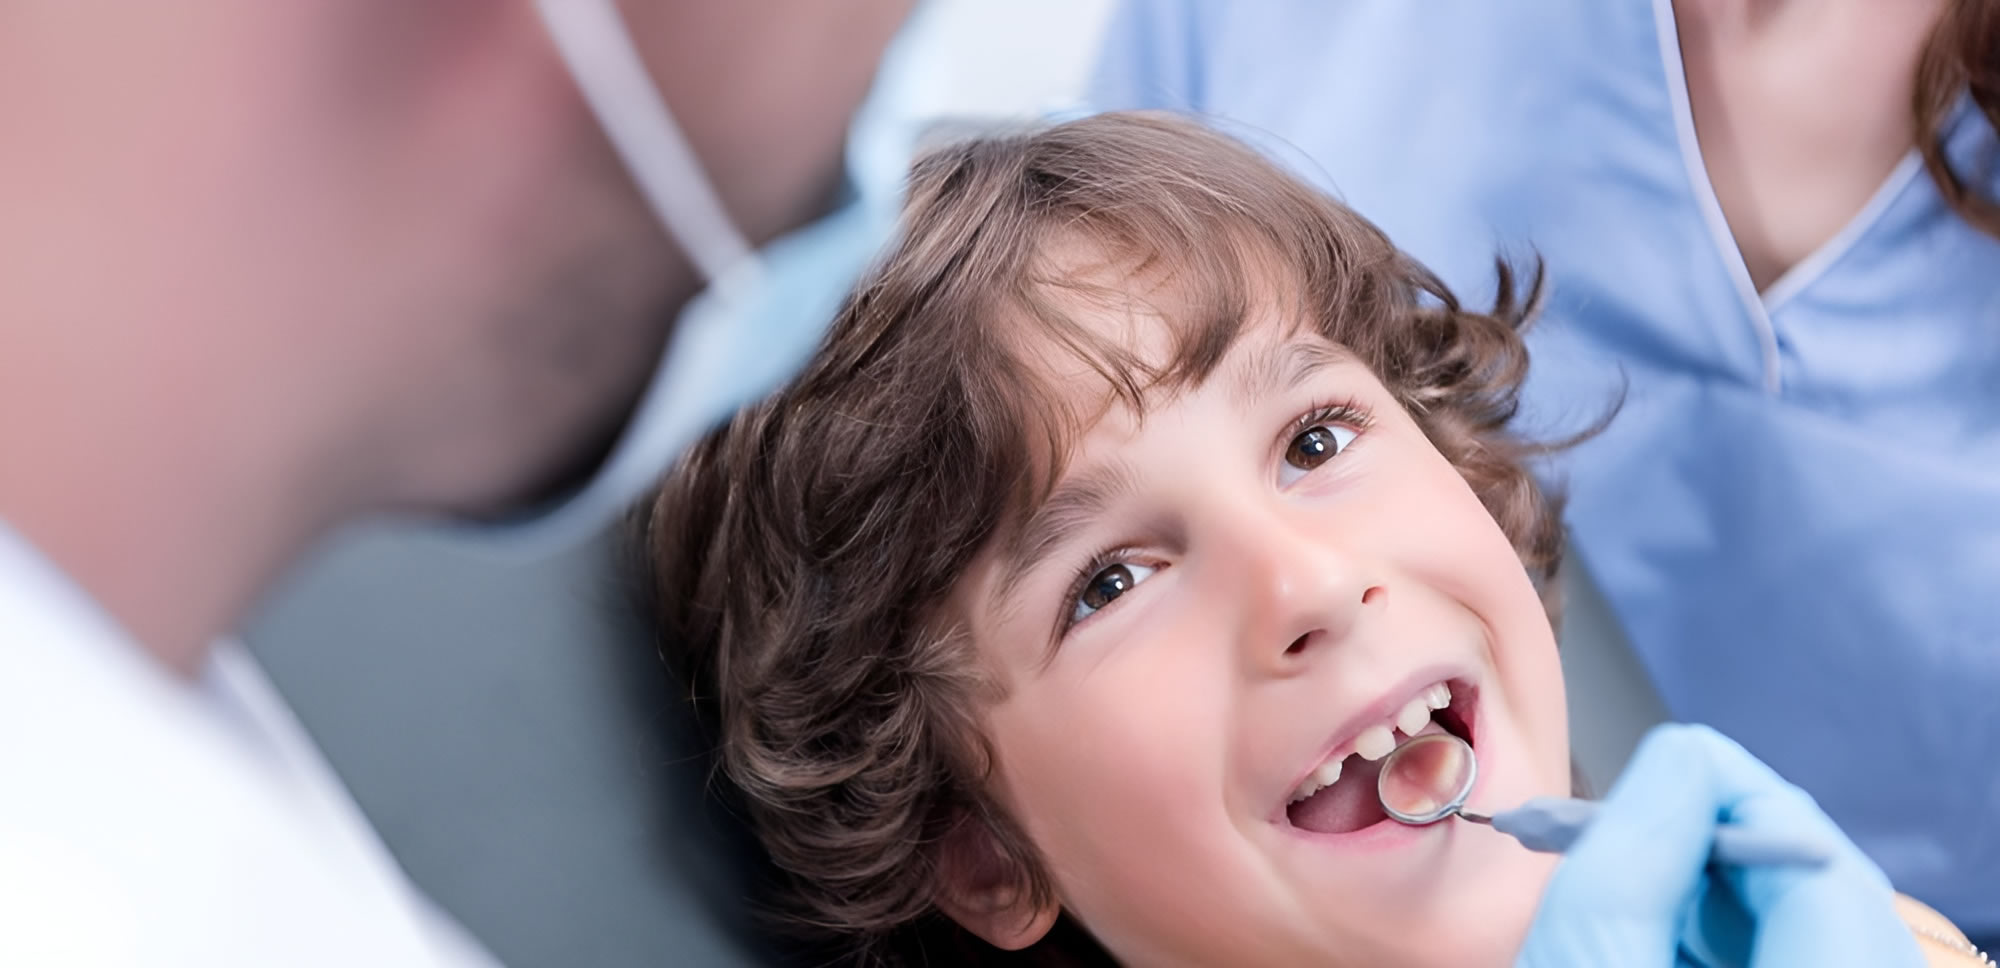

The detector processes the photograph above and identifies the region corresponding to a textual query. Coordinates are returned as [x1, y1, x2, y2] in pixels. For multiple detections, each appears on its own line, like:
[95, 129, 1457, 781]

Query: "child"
[642, 113, 1980, 966]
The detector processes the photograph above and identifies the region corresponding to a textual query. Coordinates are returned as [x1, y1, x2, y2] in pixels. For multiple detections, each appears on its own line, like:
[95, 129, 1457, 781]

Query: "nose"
[1218, 502, 1384, 675]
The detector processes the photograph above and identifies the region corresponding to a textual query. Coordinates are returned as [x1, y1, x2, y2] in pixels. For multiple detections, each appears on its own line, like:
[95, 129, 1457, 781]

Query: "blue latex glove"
[1515, 724, 1923, 968]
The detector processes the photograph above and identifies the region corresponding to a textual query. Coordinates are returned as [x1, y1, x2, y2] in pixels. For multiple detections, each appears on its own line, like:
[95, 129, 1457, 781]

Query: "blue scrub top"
[1092, 0, 2000, 933]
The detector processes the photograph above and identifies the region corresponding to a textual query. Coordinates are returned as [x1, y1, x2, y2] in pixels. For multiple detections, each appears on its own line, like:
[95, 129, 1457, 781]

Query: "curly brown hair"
[1914, 0, 2000, 240]
[643, 112, 1565, 965]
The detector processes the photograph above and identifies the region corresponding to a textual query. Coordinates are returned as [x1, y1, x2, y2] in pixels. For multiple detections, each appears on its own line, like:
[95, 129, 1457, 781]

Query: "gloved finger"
[1516, 724, 1733, 968]
[1650, 728, 1918, 968]
[1709, 778, 1913, 965]
[1545, 724, 1738, 914]
[1676, 869, 1752, 968]
[1663, 726, 1851, 858]
[1676, 730, 1893, 875]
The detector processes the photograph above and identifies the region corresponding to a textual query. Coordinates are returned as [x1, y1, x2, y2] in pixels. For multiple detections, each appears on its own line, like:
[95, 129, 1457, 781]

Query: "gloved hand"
[1514, 723, 1922, 968]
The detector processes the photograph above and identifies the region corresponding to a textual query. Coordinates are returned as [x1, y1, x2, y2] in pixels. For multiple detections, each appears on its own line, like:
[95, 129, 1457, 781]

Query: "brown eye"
[1082, 565, 1137, 609]
[1071, 562, 1158, 624]
[1285, 424, 1356, 472]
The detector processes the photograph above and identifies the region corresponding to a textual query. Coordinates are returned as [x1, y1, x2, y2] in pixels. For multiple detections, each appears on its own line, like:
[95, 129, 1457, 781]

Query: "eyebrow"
[1230, 339, 1352, 407]
[993, 456, 1140, 607]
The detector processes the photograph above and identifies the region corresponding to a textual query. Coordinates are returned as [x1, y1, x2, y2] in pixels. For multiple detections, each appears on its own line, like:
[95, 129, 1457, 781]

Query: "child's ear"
[932, 816, 1059, 950]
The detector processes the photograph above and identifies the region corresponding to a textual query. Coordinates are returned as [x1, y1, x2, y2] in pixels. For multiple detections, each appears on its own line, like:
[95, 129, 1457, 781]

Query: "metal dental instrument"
[1375, 733, 1834, 868]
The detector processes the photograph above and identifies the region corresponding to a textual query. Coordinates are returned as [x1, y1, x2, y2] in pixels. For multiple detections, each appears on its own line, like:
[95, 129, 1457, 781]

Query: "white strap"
[533, 0, 756, 282]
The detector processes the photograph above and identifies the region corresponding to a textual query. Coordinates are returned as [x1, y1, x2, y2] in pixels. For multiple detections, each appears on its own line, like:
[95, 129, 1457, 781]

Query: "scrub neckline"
[1647, 0, 1929, 392]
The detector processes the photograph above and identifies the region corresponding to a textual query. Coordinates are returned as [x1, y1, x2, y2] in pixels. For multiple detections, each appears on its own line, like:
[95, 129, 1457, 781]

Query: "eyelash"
[1056, 545, 1141, 634]
[1052, 398, 1376, 637]
[1287, 398, 1375, 449]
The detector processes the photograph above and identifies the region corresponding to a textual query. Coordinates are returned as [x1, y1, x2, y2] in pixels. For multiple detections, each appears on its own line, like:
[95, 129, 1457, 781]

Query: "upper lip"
[1274, 663, 1475, 816]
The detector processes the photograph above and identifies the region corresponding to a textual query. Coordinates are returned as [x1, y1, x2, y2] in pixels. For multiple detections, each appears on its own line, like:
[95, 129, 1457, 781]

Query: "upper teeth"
[1288, 759, 1344, 804]
[1288, 682, 1455, 804]
[1354, 724, 1397, 760]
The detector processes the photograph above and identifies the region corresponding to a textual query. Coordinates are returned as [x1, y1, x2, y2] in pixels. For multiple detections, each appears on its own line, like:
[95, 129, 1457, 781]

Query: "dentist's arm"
[1514, 724, 1936, 968]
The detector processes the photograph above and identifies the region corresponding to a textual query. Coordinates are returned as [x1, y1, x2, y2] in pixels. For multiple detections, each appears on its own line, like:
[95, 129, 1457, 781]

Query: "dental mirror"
[1376, 732, 1835, 868]
[1376, 732, 1486, 826]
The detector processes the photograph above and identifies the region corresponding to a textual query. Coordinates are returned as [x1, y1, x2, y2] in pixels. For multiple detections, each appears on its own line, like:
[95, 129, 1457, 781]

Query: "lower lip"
[1281, 811, 1447, 852]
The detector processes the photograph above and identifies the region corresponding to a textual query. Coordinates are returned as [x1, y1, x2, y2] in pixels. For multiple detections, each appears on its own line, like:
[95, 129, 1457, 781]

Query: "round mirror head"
[1377, 732, 1478, 825]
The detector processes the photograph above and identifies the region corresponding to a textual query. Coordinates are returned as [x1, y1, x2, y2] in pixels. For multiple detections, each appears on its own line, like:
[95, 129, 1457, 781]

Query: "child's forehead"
[1005, 235, 1334, 420]
[994, 270, 1365, 507]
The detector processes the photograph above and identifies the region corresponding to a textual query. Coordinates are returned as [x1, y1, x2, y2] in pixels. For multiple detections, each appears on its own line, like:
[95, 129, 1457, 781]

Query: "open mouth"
[1283, 679, 1478, 836]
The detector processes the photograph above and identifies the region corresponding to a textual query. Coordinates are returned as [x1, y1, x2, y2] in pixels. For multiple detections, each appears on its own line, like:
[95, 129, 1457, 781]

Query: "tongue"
[1287, 754, 1388, 834]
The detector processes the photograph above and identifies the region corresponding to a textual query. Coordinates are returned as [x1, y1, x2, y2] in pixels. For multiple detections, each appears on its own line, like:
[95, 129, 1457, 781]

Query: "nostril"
[1286, 634, 1310, 655]
[1361, 586, 1386, 606]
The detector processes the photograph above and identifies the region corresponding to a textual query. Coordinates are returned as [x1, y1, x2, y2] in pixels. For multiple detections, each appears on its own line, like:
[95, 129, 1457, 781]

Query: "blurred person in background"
[0, 1, 915, 962]
[1091, 0, 2000, 948]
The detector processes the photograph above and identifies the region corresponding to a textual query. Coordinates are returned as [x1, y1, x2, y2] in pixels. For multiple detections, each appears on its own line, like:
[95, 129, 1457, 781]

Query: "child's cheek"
[984, 625, 1242, 937]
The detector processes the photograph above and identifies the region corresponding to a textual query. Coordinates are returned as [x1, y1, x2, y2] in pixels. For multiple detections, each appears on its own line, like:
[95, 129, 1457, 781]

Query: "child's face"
[947, 298, 1572, 965]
